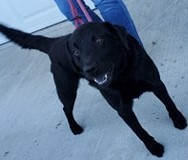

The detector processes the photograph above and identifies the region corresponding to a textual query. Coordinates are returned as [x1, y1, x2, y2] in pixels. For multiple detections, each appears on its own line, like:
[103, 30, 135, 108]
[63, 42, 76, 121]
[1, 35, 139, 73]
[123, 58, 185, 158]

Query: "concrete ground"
[0, 0, 188, 160]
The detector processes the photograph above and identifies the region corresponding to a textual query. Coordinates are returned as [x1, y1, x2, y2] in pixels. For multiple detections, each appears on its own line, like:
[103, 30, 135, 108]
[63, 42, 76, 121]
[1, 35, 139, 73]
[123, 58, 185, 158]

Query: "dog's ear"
[66, 41, 81, 73]
[104, 22, 130, 50]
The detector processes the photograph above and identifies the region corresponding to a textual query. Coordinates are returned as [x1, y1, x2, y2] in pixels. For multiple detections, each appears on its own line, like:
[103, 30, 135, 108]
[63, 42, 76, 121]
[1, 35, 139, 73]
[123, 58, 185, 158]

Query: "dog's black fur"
[0, 22, 187, 157]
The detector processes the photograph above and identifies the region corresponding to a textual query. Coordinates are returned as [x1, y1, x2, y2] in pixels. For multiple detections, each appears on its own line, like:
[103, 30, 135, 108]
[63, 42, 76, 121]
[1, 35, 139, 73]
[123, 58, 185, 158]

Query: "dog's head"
[67, 22, 132, 87]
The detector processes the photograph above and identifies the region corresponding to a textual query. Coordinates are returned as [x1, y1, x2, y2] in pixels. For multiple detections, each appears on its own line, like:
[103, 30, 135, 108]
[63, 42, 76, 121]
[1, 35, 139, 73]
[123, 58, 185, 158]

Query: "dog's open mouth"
[94, 66, 113, 86]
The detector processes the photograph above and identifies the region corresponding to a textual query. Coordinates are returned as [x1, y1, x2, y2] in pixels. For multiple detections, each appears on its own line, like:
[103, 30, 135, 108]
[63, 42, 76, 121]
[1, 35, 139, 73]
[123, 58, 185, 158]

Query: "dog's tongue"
[94, 74, 108, 85]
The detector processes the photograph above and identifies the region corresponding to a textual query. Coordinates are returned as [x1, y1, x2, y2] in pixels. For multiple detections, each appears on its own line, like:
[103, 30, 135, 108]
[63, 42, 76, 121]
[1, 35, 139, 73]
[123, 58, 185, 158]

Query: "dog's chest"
[112, 78, 151, 99]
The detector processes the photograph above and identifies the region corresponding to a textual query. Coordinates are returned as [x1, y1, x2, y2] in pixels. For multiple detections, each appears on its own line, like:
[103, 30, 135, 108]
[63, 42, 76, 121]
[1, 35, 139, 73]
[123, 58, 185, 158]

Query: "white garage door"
[0, 0, 94, 44]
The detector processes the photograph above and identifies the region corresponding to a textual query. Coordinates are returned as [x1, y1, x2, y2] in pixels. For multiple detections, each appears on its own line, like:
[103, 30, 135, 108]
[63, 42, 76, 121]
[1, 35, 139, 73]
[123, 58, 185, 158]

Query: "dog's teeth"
[94, 73, 109, 85]
[94, 78, 99, 83]
[94, 77, 107, 85]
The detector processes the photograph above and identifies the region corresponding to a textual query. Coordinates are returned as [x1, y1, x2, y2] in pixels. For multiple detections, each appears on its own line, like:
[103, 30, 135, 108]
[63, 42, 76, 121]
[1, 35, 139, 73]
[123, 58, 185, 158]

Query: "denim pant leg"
[54, 0, 102, 26]
[92, 0, 142, 44]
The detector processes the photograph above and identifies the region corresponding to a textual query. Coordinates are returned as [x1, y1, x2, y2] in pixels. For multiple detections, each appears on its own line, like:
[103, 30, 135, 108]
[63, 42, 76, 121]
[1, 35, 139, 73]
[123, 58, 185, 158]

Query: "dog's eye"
[91, 35, 104, 45]
[96, 37, 104, 45]
[73, 49, 80, 58]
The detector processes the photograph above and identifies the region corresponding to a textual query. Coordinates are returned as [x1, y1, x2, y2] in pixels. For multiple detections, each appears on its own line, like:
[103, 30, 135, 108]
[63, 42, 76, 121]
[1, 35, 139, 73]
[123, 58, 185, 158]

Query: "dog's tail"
[0, 24, 58, 54]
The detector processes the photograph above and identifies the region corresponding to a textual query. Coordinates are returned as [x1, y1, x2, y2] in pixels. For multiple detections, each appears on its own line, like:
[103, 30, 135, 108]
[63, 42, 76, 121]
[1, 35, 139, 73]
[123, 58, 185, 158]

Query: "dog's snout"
[83, 65, 97, 74]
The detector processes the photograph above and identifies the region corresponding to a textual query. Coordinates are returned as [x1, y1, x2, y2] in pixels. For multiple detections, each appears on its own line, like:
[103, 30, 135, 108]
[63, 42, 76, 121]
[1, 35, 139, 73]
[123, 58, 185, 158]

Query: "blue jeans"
[54, 0, 142, 44]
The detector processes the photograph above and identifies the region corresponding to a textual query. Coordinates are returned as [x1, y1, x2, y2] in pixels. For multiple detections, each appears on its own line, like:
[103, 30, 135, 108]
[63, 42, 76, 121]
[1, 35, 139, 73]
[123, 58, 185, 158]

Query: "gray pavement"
[0, 0, 188, 159]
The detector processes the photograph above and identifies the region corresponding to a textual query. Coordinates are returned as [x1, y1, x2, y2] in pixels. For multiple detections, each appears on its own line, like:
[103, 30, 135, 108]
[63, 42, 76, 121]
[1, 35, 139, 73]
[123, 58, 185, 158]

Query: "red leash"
[68, 0, 93, 28]
[77, 0, 93, 22]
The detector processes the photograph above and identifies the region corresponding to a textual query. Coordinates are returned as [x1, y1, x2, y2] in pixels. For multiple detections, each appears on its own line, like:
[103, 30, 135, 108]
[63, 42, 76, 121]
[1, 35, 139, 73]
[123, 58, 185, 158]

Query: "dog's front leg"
[54, 78, 83, 135]
[51, 64, 83, 135]
[100, 90, 164, 157]
[153, 80, 187, 129]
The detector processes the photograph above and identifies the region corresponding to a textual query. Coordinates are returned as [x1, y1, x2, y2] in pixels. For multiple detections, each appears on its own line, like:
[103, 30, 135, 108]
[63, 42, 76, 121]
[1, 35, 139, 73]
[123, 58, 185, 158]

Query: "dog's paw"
[71, 124, 84, 135]
[171, 112, 187, 130]
[146, 140, 164, 157]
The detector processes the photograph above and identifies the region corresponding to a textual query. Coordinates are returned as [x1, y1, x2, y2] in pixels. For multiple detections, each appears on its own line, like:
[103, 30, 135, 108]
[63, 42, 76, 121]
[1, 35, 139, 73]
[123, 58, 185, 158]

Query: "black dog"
[0, 22, 187, 157]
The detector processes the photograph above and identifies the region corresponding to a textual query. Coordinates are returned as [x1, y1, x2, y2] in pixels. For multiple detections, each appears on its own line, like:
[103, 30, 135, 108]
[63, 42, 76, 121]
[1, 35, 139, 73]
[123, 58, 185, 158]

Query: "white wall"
[0, 0, 94, 44]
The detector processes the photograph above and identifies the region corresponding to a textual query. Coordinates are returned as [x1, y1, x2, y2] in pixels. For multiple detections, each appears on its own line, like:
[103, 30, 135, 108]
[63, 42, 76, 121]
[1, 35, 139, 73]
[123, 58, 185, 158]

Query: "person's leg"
[54, 0, 102, 27]
[92, 0, 142, 44]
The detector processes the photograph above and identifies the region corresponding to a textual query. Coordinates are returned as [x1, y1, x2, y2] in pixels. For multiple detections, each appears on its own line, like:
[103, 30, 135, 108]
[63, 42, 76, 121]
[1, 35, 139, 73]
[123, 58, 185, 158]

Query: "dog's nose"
[83, 65, 97, 74]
